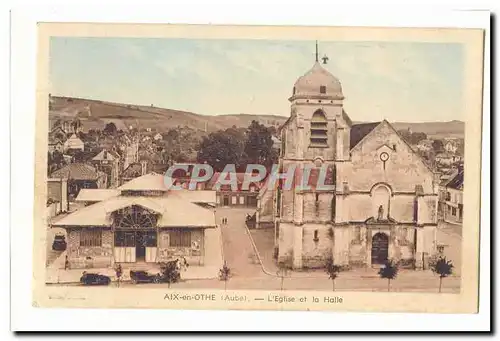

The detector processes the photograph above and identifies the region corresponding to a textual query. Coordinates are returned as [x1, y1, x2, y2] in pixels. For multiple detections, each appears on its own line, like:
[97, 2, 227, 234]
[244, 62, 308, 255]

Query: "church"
[258, 44, 439, 270]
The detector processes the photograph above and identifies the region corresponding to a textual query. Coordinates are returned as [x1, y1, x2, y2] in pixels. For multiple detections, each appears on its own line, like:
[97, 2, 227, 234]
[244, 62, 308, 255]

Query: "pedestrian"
[64, 255, 69, 270]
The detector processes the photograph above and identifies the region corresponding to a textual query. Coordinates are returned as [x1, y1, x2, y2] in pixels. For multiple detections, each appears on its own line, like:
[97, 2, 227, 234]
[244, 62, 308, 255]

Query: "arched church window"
[310, 110, 328, 147]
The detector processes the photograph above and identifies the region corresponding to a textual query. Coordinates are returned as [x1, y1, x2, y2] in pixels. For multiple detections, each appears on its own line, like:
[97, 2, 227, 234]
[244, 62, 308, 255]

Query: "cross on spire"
[322, 55, 329, 64]
[315, 40, 319, 62]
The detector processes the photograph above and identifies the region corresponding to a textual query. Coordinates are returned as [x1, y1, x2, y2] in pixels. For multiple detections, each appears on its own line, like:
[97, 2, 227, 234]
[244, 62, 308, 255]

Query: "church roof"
[292, 62, 343, 100]
[349, 122, 381, 149]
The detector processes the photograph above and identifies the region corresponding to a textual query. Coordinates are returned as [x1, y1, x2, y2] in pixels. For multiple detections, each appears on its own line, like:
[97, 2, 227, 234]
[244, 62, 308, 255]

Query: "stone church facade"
[267, 54, 439, 270]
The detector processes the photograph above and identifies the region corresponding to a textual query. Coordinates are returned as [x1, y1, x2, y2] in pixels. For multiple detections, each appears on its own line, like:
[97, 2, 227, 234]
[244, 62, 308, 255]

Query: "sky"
[49, 37, 464, 122]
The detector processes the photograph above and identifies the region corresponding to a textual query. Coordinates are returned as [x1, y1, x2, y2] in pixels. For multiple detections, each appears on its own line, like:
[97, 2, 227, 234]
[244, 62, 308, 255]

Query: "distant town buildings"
[438, 168, 464, 224]
[50, 163, 107, 199]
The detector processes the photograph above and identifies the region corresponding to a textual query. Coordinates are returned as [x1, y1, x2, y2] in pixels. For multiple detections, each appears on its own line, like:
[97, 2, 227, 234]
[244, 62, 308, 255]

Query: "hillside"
[48, 96, 464, 138]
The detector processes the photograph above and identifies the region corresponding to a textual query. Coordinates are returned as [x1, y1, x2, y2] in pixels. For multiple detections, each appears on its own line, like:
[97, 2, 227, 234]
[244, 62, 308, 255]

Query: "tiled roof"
[446, 169, 464, 190]
[349, 122, 380, 149]
[122, 163, 143, 178]
[50, 163, 99, 181]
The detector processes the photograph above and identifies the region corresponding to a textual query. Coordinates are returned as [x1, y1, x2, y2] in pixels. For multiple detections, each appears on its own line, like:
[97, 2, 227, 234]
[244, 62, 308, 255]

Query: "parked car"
[52, 234, 67, 251]
[130, 270, 162, 284]
[80, 272, 111, 286]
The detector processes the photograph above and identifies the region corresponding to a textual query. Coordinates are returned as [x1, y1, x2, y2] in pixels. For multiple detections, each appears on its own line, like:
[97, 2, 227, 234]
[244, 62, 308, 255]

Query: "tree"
[432, 139, 444, 153]
[378, 260, 399, 292]
[218, 261, 231, 291]
[243, 120, 277, 168]
[430, 256, 454, 293]
[276, 262, 290, 291]
[103, 122, 118, 135]
[197, 128, 245, 172]
[325, 258, 341, 291]
[398, 129, 412, 143]
[410, 132, 427, 145]
[71, 118, 82, 133]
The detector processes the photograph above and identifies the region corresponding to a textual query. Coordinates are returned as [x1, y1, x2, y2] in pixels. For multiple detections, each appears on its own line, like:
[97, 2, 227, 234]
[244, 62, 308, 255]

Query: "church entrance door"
[371, 232, 389, 265]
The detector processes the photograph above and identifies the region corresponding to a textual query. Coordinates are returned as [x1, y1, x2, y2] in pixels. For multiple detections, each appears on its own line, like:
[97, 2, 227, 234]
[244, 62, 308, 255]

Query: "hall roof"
[52, 173, 217, 228]
[52, 193, 216, 228]
[75, 189, 120, 202]
[117, 172, 169, 191]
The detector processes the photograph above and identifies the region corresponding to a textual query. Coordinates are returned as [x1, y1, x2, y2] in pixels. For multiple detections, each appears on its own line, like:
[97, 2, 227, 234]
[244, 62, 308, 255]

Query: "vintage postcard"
[32, 22, 485, 314]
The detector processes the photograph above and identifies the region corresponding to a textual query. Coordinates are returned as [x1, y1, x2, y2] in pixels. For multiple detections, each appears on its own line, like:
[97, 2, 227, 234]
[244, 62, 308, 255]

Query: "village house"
[51, 173, 217, 269]
[63, 133, 85, 153]
[166, 164, 261, 208]
[48, 136, 64, 155]
[92, 149, 121, 188]
[435, 153, 454, 166]
[438, 168, 464, 224]
[257, 48, 439, 270]
[444, 139, 459, 154]
[154, 133, 163, 141]
[50, 163, 108, 199]
[206, 172, 260, 208]
[415, 139, 433, 153]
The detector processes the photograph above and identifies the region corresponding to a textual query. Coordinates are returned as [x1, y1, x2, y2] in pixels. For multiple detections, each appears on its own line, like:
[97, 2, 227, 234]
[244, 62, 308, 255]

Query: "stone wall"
[301, 224, 333, 268]
[67, 228, 113, 269]
[277, 222, 294, 267]
[346, 121, 435, 193]
[157, 229, 205, 265]
[302, 192, 334, 222]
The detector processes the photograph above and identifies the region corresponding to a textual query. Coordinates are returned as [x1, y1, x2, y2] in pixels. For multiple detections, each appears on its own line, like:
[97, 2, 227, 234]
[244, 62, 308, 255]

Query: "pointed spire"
[315, 40, 319, 62]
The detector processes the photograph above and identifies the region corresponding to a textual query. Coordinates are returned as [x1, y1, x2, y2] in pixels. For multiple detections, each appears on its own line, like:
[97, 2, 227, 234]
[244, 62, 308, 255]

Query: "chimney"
[103, 150, 108, 160]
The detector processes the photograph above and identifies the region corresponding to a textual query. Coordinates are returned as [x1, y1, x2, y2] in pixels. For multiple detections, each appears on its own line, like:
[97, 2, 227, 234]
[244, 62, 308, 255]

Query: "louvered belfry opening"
[310, 110, 328, 147]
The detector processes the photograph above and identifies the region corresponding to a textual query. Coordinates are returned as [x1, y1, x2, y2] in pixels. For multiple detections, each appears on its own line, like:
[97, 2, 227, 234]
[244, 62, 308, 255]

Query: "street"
[46, 207, 462, 293]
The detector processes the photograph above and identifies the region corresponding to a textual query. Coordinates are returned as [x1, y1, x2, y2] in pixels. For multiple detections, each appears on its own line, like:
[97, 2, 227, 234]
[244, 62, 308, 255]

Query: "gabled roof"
[92, 149, 120, 161]
[122, 162, 143, 178]
[52, 191, 217, 228]
[64, 134, 84, 149]
[50, 163, 100, 181]
[349, 122, 380, 149]
[117, 172, 168, 191]
[75, 189, 120, 202]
